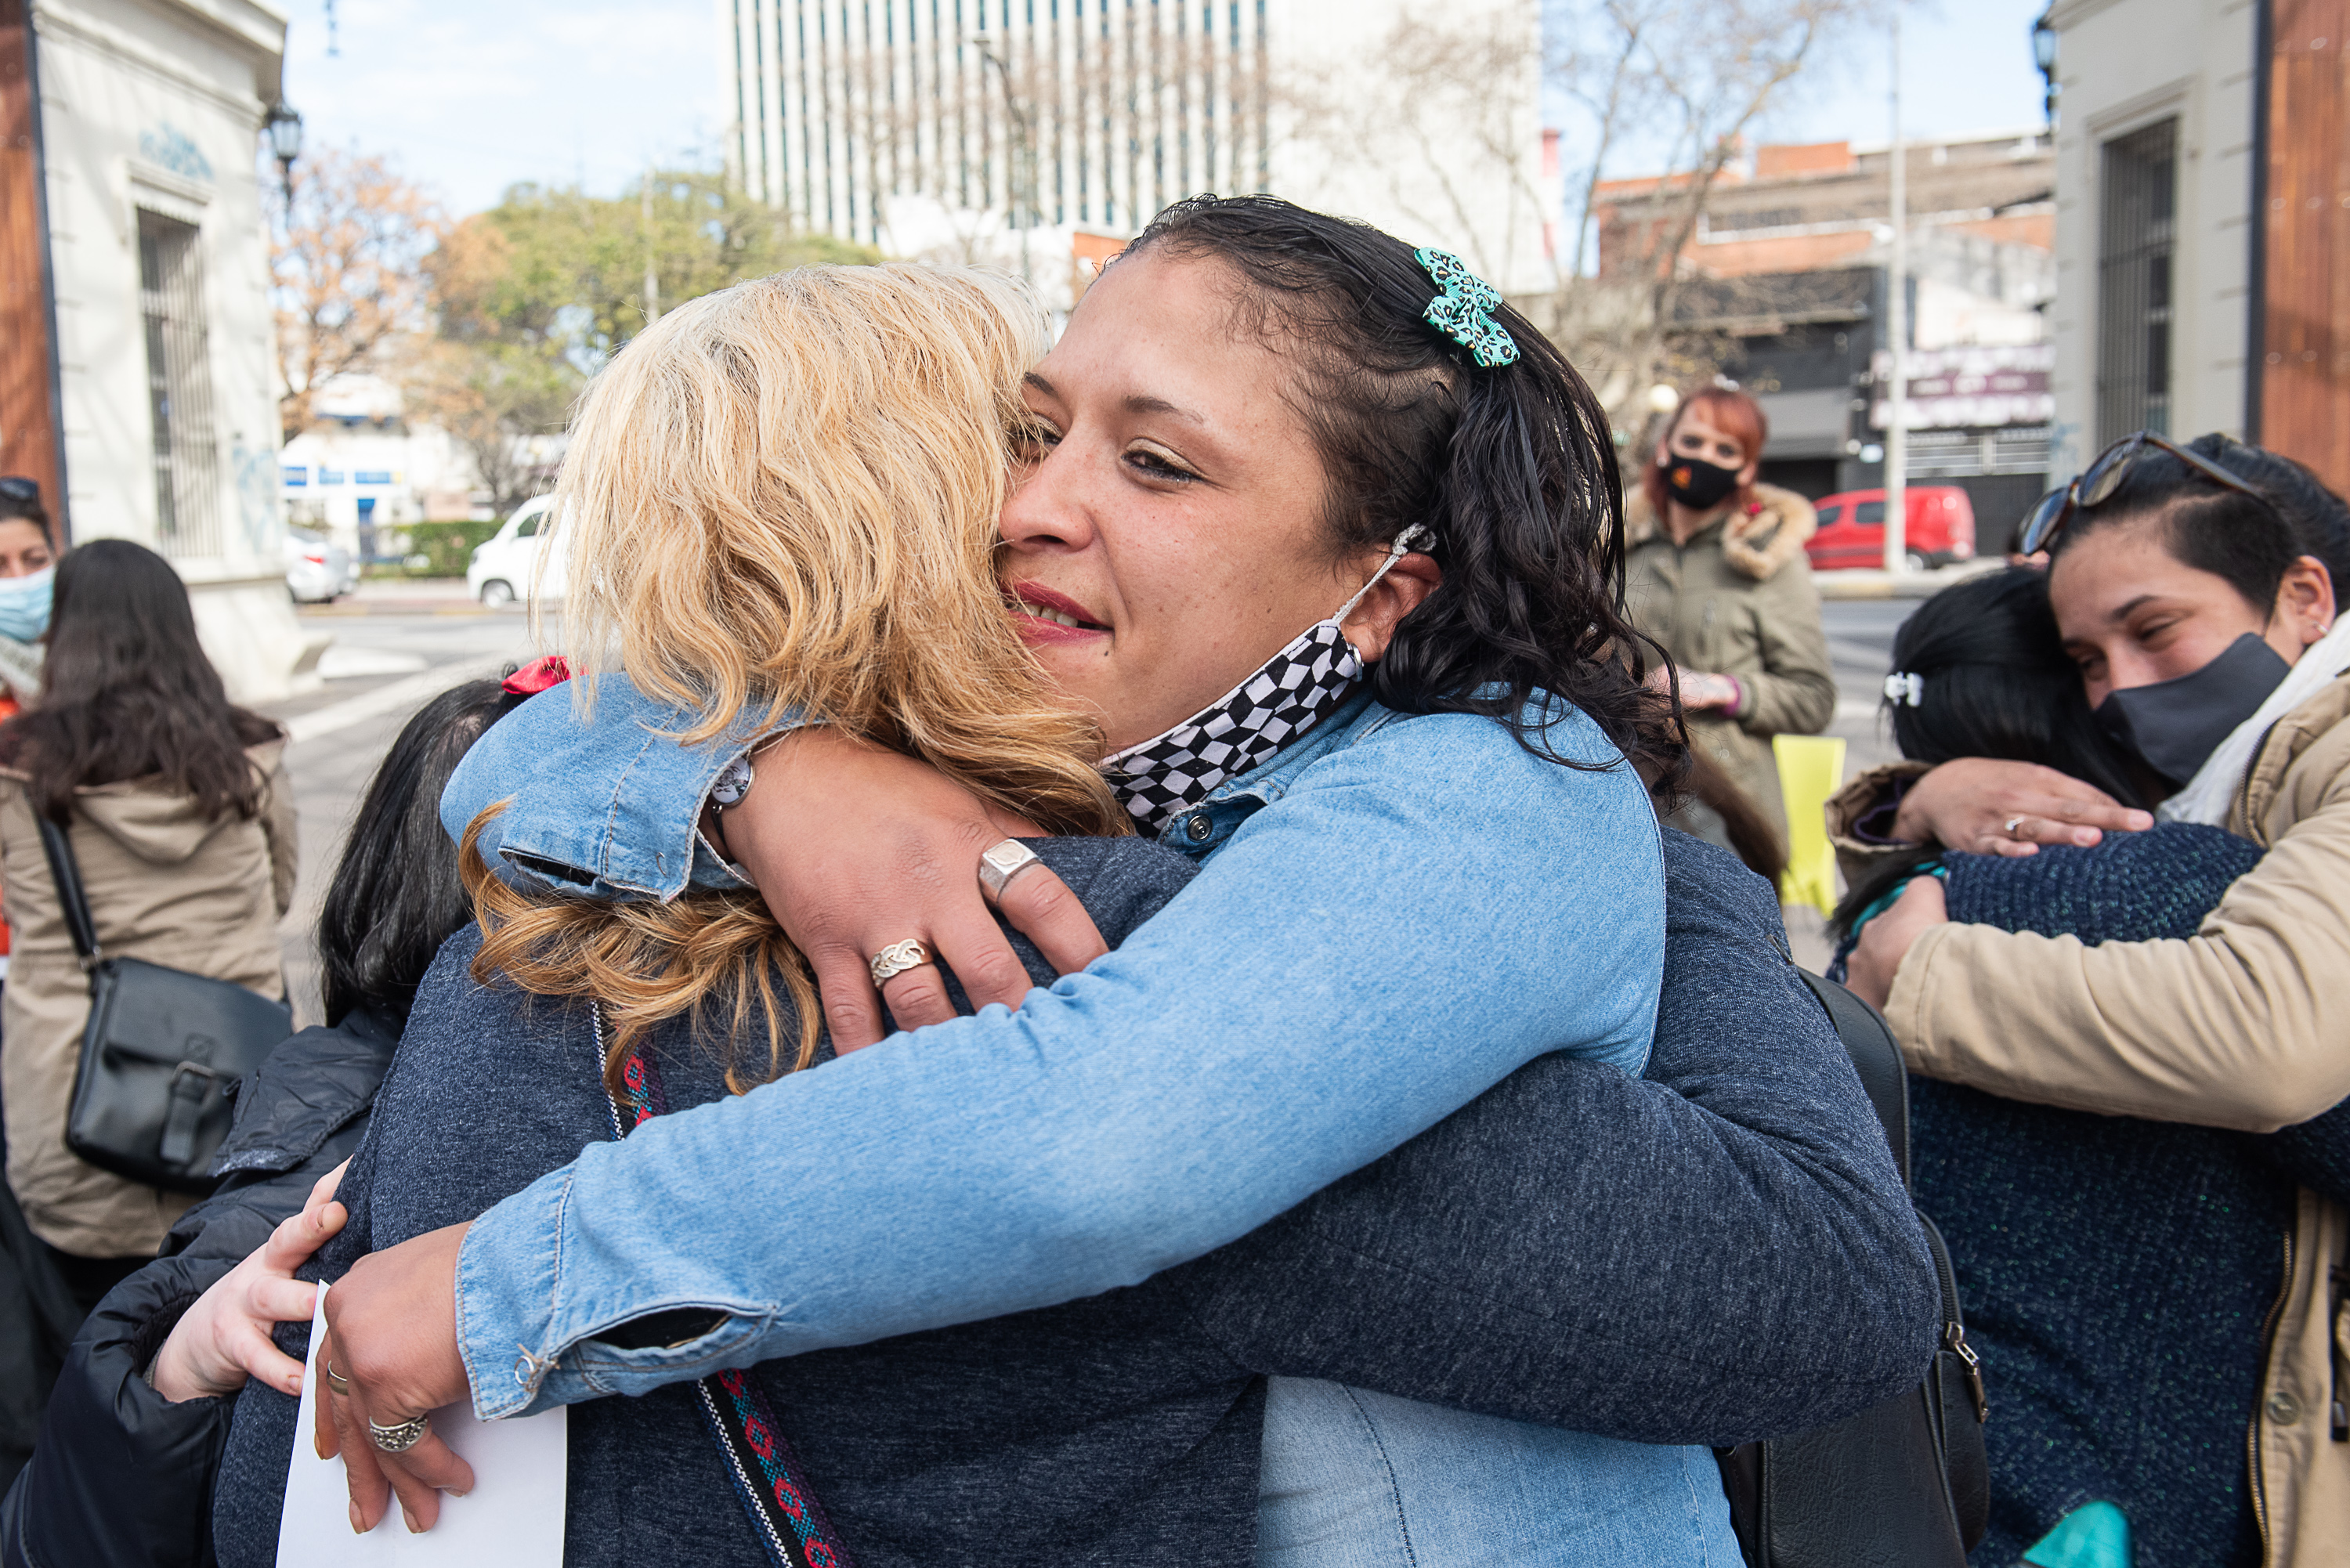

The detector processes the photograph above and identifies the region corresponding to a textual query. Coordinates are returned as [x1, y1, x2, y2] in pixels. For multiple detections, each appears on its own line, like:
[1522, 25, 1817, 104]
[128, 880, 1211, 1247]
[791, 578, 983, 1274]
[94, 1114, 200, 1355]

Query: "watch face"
[711, 756, 754, 807]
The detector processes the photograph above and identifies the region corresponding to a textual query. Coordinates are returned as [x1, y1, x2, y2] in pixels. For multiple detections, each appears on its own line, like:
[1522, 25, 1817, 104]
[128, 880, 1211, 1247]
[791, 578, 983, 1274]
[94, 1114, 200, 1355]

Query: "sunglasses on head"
[2017, 432, 2275, 557]
[0, 478, 38, 504]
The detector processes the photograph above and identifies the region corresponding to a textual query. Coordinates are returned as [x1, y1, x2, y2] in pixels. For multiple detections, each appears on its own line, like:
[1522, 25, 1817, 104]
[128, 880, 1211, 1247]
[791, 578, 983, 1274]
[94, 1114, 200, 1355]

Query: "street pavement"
[256, 584, 1921, 1018]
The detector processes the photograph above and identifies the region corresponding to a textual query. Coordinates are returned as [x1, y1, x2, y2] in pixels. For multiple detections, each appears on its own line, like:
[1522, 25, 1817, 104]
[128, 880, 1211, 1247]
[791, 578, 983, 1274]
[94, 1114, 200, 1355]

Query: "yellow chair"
[1773, 734, 1848, 915]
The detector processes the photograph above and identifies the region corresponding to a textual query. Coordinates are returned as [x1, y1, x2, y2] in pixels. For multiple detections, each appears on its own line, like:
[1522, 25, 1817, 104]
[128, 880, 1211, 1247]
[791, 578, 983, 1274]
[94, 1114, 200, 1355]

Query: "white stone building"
[716, 0, 1559, 298]
[2040, 0, 2262, 479]
[278, 374, 490, 559]
[0, 0, 308, 701]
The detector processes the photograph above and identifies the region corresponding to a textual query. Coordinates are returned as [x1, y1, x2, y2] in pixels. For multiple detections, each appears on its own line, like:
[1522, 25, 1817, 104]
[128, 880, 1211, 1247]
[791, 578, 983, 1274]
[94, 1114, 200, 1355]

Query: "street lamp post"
[266, 101, 303, 205]
[2032, 10, 2060, 128]
[1882, 14, 1909, 575]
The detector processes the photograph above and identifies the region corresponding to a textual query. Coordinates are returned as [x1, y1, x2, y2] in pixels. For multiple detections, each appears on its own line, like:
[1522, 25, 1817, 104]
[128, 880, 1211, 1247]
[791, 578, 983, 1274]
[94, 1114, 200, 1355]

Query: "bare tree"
[1275, 13, 1555, 290]
[269, 148, 444, 440]
[1539, 0, 1878, 428]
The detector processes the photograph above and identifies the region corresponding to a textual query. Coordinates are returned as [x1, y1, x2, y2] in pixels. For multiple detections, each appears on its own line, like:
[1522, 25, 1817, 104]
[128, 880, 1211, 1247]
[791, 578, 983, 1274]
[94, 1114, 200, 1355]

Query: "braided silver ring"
[977, 839, 1044, 905]
[367, 1412, 432, 1454]
[869, 939, 931, 987]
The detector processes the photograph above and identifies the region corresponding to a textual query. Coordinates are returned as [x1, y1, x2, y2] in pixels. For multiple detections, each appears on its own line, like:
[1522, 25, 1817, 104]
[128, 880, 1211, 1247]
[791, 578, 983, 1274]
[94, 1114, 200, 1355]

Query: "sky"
[280, 0, 2054, 221]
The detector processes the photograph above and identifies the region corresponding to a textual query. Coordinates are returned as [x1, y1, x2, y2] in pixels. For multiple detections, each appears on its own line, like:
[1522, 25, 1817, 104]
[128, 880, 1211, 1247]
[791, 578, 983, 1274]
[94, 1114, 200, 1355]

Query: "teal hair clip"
[1414, 247, 1520, 369]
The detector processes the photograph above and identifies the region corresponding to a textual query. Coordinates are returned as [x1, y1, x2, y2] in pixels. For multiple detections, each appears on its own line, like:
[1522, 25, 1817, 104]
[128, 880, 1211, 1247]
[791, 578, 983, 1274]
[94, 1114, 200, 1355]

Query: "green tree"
[431, 169, 875, 369]
[416, 168, 871, 511]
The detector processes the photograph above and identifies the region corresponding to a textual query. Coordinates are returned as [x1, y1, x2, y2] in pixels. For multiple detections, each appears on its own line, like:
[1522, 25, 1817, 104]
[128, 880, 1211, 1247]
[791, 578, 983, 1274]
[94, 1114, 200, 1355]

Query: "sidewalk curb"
[1814, 559, 2005, 600]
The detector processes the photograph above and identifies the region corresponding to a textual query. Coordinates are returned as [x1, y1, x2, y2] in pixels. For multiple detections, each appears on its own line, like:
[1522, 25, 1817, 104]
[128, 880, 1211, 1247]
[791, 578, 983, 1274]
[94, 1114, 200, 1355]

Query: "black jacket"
[0, 1007, 400, 1568]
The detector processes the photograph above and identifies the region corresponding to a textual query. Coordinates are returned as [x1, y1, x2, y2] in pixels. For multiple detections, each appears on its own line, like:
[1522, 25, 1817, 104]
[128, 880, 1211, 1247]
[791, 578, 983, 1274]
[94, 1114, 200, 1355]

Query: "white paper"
[277, 1281, 567, 1566]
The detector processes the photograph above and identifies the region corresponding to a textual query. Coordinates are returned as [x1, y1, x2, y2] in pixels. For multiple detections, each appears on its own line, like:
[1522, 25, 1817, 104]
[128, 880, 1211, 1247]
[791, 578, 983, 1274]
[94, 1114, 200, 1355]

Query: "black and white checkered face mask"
[1099, 528, 1430, 836]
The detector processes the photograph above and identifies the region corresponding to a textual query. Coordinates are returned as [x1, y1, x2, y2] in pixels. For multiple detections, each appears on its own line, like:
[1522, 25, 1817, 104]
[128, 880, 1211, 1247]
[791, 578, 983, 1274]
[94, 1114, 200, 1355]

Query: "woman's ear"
[1341, 551, 1442, 664]
[2278, 554, 2339, 643]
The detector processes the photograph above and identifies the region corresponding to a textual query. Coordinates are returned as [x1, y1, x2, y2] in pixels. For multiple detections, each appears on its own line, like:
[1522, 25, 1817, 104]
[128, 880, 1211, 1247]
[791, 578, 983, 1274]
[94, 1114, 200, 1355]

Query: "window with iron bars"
[138, 208, 222, 558]
[2095, 118, 2178, 445]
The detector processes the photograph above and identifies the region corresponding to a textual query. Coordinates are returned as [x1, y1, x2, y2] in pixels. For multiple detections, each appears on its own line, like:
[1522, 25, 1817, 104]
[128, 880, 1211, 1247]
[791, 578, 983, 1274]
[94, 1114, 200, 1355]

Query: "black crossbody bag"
[34, 814, 291, 1194]
[1713, 970, 1992, 1568]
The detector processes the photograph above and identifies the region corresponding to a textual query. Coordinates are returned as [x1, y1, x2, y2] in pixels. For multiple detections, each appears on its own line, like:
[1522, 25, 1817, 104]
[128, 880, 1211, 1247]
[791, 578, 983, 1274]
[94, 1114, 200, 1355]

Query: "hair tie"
[1413, 248, 1519, 370]
[503, 655, 571, 696]
[1883, 671, 1924, 708]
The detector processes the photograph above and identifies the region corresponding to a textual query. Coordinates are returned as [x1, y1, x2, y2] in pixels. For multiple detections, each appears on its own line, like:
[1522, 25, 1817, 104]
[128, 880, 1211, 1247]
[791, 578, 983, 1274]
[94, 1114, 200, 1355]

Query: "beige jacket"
[0, 739, 297, 1258]
[1831, 674, 2350, 1566]
[1625, 483, 1837, 847]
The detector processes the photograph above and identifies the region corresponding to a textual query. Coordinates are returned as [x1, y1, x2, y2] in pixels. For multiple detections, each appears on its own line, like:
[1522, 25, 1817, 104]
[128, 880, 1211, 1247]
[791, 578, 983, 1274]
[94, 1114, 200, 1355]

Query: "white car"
[465, 496, 565, 608]
[284, 526, 359, 604]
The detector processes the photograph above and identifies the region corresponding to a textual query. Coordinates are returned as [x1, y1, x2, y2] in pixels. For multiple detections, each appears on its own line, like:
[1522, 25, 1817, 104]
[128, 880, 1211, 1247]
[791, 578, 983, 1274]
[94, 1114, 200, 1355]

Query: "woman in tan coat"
[1625, 386, 1835, 857]
[1843, 434, 2350, 1568]
[0, 541, 295, 1311]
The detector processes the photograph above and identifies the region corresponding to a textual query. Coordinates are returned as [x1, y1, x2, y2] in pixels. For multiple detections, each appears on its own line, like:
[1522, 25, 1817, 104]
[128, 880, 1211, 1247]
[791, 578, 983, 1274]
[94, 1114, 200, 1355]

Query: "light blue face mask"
[0, 565, 56, 644]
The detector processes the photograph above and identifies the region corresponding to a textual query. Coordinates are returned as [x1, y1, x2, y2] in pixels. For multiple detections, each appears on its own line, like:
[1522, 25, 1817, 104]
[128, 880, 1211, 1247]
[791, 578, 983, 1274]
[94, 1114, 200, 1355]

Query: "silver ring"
[323, 1360, 352, 1397]
[977, 839, 1044, 904]
[2004, 815, 2027, 838]
[367, 1413, 432, 1454]
[869, 939, 931, 986]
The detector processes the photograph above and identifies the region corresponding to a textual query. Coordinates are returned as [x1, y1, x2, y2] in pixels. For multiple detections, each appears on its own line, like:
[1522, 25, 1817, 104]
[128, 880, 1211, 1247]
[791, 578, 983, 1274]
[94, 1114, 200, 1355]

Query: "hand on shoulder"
[150, 1161, 348, 1404]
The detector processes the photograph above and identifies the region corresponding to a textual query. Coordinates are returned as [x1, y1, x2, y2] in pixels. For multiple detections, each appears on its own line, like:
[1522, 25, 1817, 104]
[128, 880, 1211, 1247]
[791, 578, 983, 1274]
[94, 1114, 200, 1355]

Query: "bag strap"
[1795, 968, 1908, 1184]
[33, 812, 102, 969]
[588, 1003, 857, 1568]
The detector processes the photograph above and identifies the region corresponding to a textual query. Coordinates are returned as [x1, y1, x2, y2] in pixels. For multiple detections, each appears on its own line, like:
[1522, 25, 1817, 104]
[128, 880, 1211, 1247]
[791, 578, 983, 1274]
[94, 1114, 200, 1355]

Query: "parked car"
[465, 496, 565, 608]
[1804, 486, 1977, 572]
[284, 526, 359, 604]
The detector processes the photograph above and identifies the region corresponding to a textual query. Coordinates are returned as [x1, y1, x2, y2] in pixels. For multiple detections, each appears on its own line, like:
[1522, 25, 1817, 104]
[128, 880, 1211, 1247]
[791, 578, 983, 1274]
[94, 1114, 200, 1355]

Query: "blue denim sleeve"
[453, 709, 1665, 1419]
[439, 676, 798, 899]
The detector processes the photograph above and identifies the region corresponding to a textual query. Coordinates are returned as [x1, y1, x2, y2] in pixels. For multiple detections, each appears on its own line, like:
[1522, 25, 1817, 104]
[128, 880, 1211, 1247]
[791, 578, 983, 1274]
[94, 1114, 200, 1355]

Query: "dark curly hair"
[1126, 195, 1679, 781]
[2051, 432, 2350, 609]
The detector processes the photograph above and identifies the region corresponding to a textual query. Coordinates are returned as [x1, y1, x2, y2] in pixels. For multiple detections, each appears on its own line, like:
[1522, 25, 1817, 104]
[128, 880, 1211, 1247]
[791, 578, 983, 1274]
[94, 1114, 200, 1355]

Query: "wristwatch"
[710, 753, 754, 808]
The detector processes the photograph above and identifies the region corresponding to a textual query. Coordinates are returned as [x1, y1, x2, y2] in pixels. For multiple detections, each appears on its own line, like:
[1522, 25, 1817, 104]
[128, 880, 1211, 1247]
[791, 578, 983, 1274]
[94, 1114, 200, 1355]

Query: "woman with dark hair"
[0, 672, 544, 1568]
[0, 476, 57, 710]
[0, 540, 295, 1311]
[1623, 386, 1835, 855]
[303, 201, 1936, 1562]
[1839, 435, 2350, 1566]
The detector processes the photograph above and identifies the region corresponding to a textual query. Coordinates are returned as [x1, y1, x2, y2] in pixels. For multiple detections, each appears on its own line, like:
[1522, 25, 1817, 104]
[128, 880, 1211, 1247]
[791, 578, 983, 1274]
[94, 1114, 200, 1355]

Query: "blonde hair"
[472, 264, 1125, 1093]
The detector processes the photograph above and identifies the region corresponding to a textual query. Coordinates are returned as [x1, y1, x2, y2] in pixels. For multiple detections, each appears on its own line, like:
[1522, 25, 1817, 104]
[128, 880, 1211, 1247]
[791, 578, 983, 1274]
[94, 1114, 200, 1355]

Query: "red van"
[1805, 486, 1977, 572]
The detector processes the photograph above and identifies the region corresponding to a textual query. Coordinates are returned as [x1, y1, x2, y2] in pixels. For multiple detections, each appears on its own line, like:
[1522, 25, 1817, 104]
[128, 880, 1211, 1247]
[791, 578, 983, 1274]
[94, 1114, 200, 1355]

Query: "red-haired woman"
[1626, 387, 1836, 860]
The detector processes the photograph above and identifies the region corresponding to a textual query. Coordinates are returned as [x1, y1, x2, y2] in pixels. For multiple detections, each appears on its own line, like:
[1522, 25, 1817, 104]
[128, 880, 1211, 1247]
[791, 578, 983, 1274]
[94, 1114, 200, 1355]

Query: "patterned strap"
[591, 1003, 858, 1568]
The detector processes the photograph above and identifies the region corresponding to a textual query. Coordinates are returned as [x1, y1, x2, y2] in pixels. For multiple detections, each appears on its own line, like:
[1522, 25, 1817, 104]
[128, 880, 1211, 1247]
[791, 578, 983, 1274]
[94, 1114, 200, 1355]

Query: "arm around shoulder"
[1185, 834, 1940, 1444]
[1891, 789, 2350, 1129]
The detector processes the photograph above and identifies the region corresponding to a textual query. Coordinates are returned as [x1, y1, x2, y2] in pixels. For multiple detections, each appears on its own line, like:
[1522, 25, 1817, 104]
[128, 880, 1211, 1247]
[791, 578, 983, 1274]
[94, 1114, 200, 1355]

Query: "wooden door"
[0, 0, 61, 524]
[2262, 0, 2350, 493]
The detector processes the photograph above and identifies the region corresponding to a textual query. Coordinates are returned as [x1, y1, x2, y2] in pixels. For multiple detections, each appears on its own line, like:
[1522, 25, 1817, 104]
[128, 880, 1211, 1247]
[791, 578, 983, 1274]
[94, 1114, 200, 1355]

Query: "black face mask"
[1664, 456, 1741, 511]
[2094, 632, 2293, 789]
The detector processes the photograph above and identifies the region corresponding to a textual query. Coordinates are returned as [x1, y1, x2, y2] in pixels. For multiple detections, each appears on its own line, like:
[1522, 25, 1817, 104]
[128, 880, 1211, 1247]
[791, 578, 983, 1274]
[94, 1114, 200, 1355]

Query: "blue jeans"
[1260, 1378, 1741, 1567]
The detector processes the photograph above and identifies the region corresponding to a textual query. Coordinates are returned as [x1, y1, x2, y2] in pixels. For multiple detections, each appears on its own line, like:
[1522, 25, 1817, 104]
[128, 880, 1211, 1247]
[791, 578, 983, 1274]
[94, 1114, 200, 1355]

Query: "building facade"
[2042, 0, 2348, 494]
[0, 0, 308, 701]
[1602, 133, 2060, 546]
[716, 0, 1558, 298]
[278, 374, 499, 562]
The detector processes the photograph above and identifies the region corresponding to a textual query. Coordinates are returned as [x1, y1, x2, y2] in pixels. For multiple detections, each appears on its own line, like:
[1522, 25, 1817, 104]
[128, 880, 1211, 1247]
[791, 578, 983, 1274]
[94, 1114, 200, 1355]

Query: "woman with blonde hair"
[235, 224, 1936, 1566]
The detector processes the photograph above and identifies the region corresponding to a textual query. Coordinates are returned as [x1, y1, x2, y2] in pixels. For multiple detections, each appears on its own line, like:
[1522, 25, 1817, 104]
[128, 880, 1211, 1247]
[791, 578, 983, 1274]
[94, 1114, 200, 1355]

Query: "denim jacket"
[439, 679, 1665, 1420]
